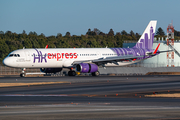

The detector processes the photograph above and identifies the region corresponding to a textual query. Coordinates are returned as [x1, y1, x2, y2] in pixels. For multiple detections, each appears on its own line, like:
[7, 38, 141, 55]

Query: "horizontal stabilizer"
[153, 43, 160, 54]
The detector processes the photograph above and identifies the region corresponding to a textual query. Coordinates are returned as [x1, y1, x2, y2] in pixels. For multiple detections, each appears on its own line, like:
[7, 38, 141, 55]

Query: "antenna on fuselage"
[23, 47, 25, 49]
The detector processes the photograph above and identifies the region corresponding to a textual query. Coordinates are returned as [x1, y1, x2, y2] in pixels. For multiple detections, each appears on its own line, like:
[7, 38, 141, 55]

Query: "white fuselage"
[3, 48, 142, 68]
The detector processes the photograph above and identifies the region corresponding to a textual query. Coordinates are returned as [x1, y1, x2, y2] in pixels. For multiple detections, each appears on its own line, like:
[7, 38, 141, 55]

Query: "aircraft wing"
[73, 44, 162, 66]
[73, 55, 144, 65]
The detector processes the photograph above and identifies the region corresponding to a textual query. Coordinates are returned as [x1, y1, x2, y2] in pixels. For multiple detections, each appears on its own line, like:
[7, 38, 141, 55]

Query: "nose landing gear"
[20, 68, 26, 77]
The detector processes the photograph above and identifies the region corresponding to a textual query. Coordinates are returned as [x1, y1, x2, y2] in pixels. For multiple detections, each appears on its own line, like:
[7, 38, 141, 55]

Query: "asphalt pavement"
[0, 75, 180, 120]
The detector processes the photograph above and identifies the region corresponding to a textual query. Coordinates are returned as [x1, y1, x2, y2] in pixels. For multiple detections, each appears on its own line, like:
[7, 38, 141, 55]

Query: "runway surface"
[0, 75, 180, 119]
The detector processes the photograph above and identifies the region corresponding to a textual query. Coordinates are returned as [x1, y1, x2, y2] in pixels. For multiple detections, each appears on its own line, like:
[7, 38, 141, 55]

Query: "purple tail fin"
[133, 21, 157, 49]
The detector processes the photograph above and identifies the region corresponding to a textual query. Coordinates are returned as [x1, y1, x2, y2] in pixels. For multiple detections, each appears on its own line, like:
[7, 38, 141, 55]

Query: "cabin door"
[25, 51, 31, 62]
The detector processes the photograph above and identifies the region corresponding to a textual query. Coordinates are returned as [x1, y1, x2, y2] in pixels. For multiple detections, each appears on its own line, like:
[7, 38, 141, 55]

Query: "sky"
[0, 0, 180, 36]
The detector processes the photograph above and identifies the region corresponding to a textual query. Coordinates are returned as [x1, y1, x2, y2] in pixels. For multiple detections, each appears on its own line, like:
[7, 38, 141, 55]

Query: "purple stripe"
[117, 48, 123, 56]
[111, 48, 119, 56]
[122, 48, 128, 55]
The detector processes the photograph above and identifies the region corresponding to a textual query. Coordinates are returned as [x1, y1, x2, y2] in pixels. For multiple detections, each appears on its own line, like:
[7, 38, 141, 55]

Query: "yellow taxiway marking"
[0, 81, 69, 87]
[145, 93, 180, 98]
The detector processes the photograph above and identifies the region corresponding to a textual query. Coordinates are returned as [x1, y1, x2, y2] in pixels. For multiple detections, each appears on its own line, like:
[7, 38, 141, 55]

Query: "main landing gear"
[68, 68, 76, 76]
[68, 68, 100, 76]
[91, 71, 100, 76]
[20, 68, 26, 77]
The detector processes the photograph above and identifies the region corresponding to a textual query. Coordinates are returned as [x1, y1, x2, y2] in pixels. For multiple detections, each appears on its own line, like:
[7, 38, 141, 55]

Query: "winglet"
[153, 43, 160, 54]
[45, 45, 48, 49]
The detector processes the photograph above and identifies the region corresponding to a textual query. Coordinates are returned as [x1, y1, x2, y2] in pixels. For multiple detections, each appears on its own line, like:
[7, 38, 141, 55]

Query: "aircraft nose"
[3, 58, 10, 66]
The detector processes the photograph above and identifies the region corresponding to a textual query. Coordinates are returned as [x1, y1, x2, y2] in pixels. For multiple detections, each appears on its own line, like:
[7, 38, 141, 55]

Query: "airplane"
[3, 20, 162, 77]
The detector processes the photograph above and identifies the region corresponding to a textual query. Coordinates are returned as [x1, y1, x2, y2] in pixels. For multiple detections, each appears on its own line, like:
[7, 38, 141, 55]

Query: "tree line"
[155, 27, 180, 40]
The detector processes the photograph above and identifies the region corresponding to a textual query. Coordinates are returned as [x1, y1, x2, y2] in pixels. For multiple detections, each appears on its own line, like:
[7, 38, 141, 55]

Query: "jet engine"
[76, 63, 98, 73]
[40, 68, 62, 73]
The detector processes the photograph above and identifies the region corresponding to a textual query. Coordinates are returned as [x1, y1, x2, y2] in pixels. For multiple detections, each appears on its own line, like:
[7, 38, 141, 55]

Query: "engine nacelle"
[40, 68, 62, 73]
[76, 63, 98, 73]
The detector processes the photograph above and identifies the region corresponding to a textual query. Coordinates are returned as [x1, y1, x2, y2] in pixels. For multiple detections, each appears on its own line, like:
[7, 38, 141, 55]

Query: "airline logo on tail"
[133, 20, 157, 49]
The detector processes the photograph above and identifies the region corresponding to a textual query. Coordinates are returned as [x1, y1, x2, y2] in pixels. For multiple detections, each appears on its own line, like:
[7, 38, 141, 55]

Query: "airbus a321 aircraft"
[3, 20, 162, 77]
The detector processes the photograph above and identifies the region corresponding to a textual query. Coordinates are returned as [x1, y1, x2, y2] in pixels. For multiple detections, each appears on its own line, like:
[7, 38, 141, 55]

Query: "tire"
[92, 71, 100, 76]
[68, 71, 76, 76]
[20, 73, 25, 77]
[71, 71, 76, 76]
[68, 71, 72, 76]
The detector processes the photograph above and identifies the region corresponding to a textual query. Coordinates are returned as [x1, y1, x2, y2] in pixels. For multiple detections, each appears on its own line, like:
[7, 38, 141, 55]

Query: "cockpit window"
[9, 54, 20, 57]
[9, 54, 14, 57]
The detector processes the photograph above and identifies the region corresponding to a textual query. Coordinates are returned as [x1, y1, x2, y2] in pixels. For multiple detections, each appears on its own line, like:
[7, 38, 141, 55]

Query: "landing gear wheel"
[92, 71, 100, 76]
[20, 73, 25, 77]
[68, 71, 76, 76]
[20, 68, 26, 77]
[71, 71, 76, 76]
